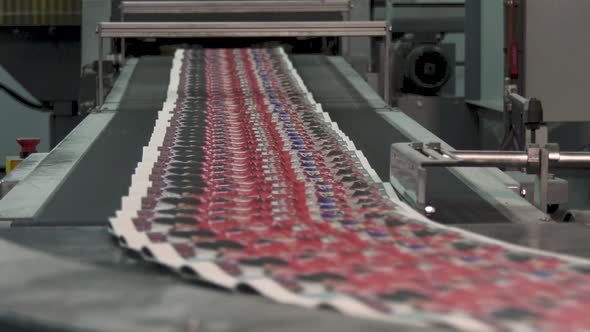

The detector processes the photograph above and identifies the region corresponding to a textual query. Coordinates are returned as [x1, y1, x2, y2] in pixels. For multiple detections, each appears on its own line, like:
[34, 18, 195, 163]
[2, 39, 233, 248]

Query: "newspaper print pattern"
[110, 48, 590, 332]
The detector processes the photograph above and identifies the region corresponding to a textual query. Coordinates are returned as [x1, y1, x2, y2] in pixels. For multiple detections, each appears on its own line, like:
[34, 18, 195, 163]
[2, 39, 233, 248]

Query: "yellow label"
[5, 158, 23, 174]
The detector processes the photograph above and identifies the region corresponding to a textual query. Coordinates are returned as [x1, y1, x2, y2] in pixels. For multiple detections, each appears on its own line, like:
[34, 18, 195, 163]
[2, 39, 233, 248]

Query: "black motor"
[393, 33, 453, 96]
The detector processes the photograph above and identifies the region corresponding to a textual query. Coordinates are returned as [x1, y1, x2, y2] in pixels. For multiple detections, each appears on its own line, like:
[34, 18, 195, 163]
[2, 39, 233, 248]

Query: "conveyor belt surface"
[456, 222, 590, 258]
[34, 56, 173, 225]
[3, 224, 590, 331]
[0, 227, 413, 332]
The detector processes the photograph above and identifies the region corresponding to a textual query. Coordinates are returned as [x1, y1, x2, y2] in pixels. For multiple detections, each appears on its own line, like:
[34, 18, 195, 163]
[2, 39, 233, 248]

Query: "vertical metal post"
[346, 0, 371, 79]
[345, 11, 352, 60]
[383, 25, 392, 105]
[537, 126, 548, 145]
[98, 36, 104, 107]
[384, 0, 395, 26]
[121, 12, 125, 64]
[535, 147, 549, 214]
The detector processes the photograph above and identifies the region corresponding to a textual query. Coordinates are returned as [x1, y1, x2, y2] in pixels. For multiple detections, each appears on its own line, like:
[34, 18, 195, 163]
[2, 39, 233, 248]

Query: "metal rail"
[120, 1, 352, 14]
[449, 150, 590, 169]
[393, 143, 590, 171]
[96, 21, 392, 106]
[99, 21, 388, 38]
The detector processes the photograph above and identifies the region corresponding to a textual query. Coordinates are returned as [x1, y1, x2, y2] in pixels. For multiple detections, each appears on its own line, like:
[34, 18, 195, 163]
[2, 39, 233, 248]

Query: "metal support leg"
[537, 126, 548, 145]
[98, 37, 104, 107]
[121, 38, 126, 64]
[347, 12, 352, 61]
[535, 147, 549, 215]
[121, 13, 125, 64]
[383, 27, 392, 105]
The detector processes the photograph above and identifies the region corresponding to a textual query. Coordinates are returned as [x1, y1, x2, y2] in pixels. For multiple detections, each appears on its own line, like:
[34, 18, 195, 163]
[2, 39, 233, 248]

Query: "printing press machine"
[2, 1, 590, 331]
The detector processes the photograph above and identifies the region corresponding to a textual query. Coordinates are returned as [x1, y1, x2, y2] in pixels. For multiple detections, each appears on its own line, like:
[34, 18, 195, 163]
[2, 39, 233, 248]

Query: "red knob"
[16, 138, 41, 158]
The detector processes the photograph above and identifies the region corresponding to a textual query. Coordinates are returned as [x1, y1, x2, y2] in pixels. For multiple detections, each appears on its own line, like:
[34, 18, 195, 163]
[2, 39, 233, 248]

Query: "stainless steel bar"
[449, 151, 529, 167]
[344, 11, 351, 61]
[120, 1, 352, 14]
[451, 150, 590, 169]
[557, 153, 590, 169]
[97, 21, 388, 38]
[535, 148, 550, 213]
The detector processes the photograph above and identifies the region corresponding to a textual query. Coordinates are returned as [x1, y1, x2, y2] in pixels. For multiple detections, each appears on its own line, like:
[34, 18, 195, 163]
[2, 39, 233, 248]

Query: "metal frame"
[96, 21, 392, 105]
[118, 0, 352, 69]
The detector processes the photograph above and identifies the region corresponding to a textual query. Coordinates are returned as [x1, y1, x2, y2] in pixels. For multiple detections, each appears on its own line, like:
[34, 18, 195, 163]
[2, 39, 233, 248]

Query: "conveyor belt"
[33, 54, 510, 225]
[34, 56, 174, 225]
[1, 223, 590, 332]
[0, 227, 413, 332]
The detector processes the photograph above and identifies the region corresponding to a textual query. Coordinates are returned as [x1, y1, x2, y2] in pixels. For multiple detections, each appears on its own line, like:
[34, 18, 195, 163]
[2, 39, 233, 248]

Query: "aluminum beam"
[98, 21, 388, 38]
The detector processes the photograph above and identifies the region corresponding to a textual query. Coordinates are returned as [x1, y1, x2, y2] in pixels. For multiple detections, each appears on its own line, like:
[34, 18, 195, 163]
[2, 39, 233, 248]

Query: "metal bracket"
[96, 21, 392, 106]
[391, 141, 590, 217]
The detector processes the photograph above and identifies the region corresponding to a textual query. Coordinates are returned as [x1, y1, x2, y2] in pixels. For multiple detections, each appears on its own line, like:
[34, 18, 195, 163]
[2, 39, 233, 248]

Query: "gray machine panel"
[524, 0, 590, 122]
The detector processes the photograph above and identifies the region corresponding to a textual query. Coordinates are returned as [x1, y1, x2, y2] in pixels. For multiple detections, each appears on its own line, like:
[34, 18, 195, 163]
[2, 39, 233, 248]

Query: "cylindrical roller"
[450, 151, 529, 168]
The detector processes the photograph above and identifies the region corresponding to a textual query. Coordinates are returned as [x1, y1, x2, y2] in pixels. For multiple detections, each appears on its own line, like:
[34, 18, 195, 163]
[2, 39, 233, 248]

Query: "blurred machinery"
[2, 1, 590, 331]
[0, 0, 81, 164]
